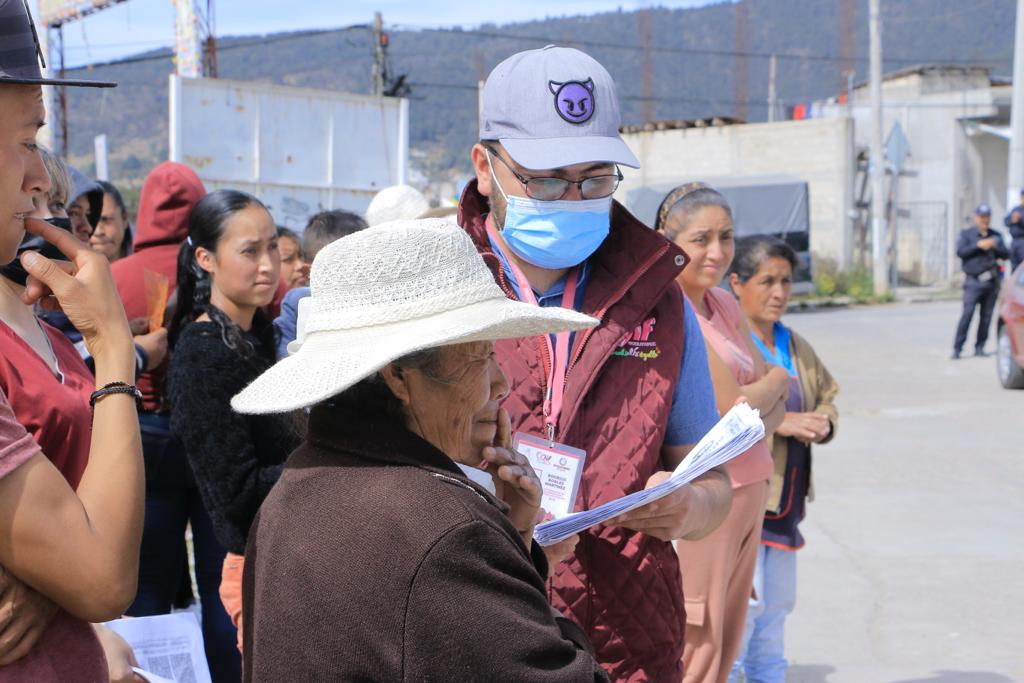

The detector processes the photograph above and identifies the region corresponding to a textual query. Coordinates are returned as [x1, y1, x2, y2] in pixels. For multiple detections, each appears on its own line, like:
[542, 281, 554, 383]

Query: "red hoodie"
[111, 162, 205, 412]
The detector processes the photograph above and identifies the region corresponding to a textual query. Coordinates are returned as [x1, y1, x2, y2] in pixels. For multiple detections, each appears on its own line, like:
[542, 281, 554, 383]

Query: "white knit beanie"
[365, 185, 430, 227]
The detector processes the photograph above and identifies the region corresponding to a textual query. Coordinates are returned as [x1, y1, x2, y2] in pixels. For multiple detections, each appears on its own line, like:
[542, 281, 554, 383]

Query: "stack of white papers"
[105, 612, 213, 683]
[534, 403, 765, 546]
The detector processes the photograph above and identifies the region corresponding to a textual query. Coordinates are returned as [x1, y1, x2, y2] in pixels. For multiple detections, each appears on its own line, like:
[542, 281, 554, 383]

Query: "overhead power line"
[392, 24, 1005, 67]
[62, 24, 371, 69]
[62, 21, 1006, 73]
[406, 80, 780, 108]
[405, 78, 1014, 111]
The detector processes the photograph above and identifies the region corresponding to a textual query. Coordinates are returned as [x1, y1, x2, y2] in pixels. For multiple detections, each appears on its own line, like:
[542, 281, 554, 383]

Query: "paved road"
[779, 300, 1023, 683]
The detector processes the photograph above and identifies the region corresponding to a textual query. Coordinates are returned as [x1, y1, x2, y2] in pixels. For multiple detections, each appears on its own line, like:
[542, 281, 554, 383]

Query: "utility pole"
[94, 134, 109, 181]
[869, 0, 888, 296]
[56, 25, 68, 157]
[1007, 0, 1024, 209]
[839, 0, 856, 99]
[478, 80, 485, 124]
[199, 0, 218, 78]
[638, 6, 654, 124]
[37, 11, 54, 151]
[767, 53, 777, 122]
[373, 12, 384, 97]
[734, 0, 749, 121]
[172, 0, 202, 78]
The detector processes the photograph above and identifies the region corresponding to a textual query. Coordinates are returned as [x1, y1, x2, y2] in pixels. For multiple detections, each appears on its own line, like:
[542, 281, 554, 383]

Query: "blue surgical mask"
[490, 153, 611, 270]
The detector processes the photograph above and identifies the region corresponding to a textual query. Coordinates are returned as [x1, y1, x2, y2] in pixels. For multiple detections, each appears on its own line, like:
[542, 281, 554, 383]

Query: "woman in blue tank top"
[726, 236, 840, 683]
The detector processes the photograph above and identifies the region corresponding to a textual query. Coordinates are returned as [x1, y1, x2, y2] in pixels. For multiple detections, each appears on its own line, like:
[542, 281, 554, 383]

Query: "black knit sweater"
[168, 321, 299, 554]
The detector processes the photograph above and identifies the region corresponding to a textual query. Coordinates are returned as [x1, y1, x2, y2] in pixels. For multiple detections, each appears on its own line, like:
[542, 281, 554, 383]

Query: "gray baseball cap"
[479, 45, 640, 170]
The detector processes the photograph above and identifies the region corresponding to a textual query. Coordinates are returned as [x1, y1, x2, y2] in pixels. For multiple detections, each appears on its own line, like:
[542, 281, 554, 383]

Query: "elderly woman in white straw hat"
[232, 218, 609, 681]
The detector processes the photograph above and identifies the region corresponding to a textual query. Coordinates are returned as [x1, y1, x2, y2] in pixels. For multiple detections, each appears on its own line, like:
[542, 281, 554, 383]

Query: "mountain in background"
[60, 0, 1016, 198]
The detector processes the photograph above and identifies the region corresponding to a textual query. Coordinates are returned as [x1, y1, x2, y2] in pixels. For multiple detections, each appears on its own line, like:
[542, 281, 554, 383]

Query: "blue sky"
[52, 0, 718, 68]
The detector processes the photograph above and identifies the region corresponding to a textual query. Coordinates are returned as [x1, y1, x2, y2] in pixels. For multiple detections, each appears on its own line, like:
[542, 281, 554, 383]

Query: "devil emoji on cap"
[548, 78, 595, 124]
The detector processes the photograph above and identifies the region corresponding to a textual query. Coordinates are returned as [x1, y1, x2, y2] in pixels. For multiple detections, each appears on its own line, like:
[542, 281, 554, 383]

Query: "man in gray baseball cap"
[478, 45, 640, 171]
[458, 45, 730, 682]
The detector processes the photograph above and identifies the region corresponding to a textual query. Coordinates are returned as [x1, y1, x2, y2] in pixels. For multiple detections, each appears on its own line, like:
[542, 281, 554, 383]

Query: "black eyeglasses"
[486, 147, 622, 201]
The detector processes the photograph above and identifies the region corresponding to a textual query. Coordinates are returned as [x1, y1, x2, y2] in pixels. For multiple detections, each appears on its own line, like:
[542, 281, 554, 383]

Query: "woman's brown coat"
[242, 405, 607, 682]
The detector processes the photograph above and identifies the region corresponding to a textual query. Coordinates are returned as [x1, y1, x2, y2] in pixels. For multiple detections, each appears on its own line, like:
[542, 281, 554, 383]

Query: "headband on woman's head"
[655, 181, 710, 233]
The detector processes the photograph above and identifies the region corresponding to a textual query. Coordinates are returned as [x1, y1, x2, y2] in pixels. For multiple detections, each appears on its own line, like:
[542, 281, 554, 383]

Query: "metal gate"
[895, 201, 950, 286]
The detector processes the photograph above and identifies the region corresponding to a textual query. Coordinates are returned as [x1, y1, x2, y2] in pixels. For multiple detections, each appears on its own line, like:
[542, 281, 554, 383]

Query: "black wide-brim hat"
[0, 0, 115, 88]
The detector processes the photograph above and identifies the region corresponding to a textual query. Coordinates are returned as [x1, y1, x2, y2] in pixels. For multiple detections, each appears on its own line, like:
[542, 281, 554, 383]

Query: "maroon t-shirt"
[0, 611, 107, 682]
[0, 362, 107, 680]
[0, 320, 93, 489]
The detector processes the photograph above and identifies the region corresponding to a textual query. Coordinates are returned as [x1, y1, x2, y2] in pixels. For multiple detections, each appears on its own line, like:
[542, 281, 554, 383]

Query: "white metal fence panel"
[169, 75, 408, 230]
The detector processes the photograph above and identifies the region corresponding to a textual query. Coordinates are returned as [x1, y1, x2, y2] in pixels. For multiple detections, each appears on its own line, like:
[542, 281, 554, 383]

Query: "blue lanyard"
[750, 322, 796, 377]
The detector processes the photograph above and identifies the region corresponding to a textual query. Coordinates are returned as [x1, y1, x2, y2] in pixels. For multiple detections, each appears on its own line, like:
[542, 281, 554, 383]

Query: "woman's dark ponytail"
[168, 237, 210, 348]
[167, 189, 275, 361]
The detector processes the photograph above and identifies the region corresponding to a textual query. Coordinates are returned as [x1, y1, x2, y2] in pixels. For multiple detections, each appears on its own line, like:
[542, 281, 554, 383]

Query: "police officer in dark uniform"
[1002, 188, 1024, 272]
[953, 204, 1009, 359]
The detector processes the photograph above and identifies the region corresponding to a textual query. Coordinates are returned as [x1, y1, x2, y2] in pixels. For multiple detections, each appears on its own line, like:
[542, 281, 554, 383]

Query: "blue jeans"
[728, 544, 797, 683]
[126, 413, 240, 683]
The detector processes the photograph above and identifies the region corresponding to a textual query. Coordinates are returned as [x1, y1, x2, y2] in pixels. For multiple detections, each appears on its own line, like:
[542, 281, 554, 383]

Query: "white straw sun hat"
[232, 218, 598, 415]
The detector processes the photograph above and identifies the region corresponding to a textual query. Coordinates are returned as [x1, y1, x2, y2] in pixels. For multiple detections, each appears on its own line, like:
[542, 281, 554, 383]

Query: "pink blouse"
[691, 287, 773, 489]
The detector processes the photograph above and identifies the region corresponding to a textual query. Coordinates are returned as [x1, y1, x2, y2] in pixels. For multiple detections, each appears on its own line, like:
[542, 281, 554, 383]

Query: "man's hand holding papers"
[533, 403, 765, 546]
[607, 468, 730, 542]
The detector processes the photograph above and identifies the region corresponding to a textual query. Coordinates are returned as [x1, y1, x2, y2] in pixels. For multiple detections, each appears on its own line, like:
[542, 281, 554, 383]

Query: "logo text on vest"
[613, 316, 661, 361]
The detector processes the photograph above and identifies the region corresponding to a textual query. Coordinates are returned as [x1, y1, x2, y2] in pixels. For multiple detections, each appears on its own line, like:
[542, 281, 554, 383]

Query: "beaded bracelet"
[89, 381, 143, 411]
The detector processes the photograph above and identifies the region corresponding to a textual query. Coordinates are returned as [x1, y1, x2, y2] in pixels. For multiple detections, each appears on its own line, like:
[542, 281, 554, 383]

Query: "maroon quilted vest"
[460, 182, 690, 682]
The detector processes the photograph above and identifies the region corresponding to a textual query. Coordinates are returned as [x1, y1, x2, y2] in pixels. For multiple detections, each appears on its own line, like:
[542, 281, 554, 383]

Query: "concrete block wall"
[618, 117, 854, 273]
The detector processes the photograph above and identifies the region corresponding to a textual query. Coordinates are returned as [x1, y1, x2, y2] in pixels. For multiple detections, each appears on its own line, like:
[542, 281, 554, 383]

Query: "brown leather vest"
[460, 182, 691, 682]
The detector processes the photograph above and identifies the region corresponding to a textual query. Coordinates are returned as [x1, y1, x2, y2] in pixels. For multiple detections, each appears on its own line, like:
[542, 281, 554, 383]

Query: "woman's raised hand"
[481, 407, 543, 546]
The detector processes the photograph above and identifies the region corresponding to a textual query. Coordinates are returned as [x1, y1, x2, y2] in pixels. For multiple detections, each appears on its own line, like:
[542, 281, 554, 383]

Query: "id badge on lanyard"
[488, 221, 589, 519]
[512, 433, 586, 520]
